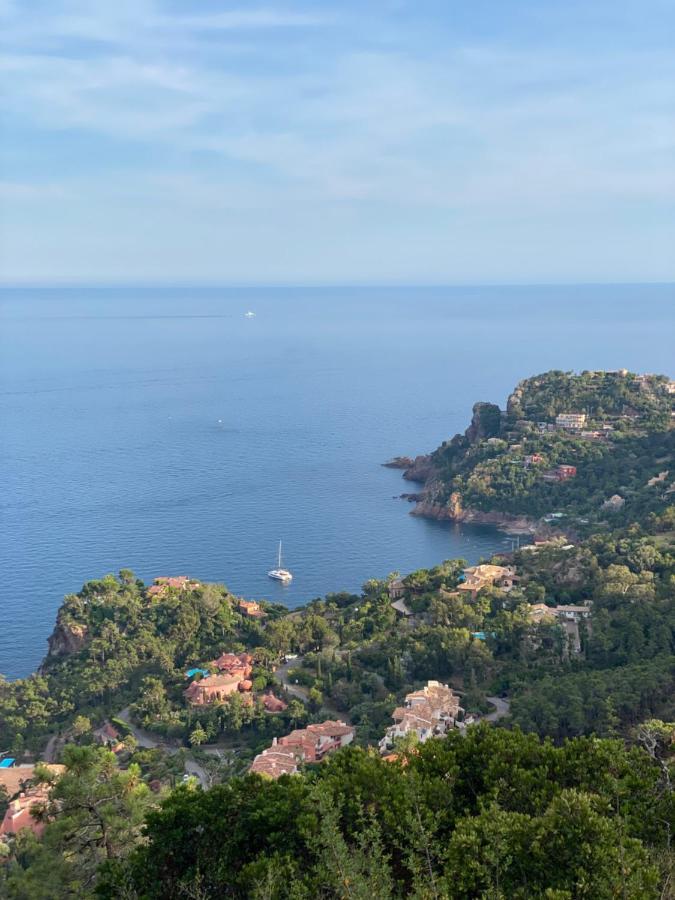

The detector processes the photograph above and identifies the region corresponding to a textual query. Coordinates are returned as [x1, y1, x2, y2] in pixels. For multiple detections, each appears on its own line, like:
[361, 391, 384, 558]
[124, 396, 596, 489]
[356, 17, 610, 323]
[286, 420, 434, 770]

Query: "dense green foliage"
[91, 727, 673, 899]
[426, 370, 675, 521]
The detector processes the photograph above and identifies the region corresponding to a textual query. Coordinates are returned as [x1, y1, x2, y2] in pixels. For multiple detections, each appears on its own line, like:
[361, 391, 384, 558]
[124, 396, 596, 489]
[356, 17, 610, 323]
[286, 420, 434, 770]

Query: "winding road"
[485, 696, 511, 722]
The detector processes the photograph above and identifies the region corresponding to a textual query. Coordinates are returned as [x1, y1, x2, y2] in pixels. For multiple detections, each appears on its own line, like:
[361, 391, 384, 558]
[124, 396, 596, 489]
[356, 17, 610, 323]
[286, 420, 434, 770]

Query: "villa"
[457, 564, 517, 598]
[250, 720, 355, 778]
[238, 599, 266, 618]
[147, 576, 201, 598]
[249, 743, 300, 779]
[184, 672, 252, 705]
[379, 681, 462, 752]
[556, 413, 587, 431]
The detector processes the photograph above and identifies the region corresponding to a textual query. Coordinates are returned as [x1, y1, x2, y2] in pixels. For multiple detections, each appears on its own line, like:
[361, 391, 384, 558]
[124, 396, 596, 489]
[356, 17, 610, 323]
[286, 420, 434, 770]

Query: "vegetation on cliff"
[408, 370, 674, 525]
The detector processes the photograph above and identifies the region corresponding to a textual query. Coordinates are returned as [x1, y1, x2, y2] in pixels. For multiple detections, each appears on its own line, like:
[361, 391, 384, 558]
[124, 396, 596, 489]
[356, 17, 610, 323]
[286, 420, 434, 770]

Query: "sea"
[1, 284, 674, 679]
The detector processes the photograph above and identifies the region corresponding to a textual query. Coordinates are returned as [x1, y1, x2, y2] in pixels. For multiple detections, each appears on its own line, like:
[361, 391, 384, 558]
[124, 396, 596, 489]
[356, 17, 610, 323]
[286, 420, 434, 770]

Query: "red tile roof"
[306, 720, 354, 738]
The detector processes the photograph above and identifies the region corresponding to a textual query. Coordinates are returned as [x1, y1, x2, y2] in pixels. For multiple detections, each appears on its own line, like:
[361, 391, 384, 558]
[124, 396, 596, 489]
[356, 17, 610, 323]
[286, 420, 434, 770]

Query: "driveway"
[275, 658, 310, 702]
[485, 696, 510, 722]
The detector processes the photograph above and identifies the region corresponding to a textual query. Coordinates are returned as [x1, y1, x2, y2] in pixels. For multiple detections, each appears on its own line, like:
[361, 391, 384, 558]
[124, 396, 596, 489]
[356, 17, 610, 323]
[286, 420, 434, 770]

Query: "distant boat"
[268, 540, 292, 582]
[244, 311, 256, 318]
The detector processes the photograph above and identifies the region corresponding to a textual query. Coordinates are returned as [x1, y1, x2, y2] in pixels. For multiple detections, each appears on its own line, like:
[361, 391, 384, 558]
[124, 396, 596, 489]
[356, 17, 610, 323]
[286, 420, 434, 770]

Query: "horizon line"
[1, 279, 674, 291]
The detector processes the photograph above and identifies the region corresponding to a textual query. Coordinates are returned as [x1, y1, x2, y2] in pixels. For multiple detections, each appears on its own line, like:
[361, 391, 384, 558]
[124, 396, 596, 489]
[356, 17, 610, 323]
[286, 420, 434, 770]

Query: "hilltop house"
[184, 672, 252, 705]
[556, 413, 587, 431]
[262, 692, 288, 713]
[457, 564, 517, 598]
[379, 681, 462, 753]
[388, 578, 406, 600]
[528, 603, 591, 655]
[147, 576, 201, 598]
[524, 453, 544, 466]
[529, 603, 591, 624]
[238, 599, 266, 618]
[602, 494, 625, 512]
[211, 652, 253, 678]
[279, 721, 355, 762]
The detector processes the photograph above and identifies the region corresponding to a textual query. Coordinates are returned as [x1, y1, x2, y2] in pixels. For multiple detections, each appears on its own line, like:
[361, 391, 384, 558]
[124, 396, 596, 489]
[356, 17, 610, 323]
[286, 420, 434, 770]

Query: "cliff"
[44, 616, 88, 662]
[392, 370, 675, 529]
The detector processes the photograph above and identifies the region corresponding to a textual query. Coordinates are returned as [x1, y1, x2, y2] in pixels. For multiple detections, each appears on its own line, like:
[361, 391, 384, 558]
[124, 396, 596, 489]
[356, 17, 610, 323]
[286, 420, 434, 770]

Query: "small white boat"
[268, 540, 292, 582]
[244, 311, 256, 318]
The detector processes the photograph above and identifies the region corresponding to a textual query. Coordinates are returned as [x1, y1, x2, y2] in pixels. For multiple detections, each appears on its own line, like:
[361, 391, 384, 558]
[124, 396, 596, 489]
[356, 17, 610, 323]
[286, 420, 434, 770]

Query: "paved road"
[275, 658, 310, 702]
[117, 707, 209, 787]
[485, 696, 510, 722]
[43, 733, 62, 764]
[117, 707, 162, 749]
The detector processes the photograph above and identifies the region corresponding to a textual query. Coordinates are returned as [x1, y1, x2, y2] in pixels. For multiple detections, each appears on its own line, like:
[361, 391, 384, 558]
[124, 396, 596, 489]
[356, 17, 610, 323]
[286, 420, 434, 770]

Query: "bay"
[1, 284, 673, 679]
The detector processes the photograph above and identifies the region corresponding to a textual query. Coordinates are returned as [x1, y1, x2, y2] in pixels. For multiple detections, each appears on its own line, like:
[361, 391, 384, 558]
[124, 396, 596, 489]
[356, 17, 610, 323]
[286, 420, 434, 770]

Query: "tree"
[5, 745, 154, 897]
[71, 715, 91, 738]
[189, 725, 208, 748]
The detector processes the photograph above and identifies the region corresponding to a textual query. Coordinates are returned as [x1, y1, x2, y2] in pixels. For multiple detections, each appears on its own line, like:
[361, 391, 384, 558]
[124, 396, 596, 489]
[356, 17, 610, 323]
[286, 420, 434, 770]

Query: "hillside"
[399, 369, 675, 529]
[1, 368, 674, 898]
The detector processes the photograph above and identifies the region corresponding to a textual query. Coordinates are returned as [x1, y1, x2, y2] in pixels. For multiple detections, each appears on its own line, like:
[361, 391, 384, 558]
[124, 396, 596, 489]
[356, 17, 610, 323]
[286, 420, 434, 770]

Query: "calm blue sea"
[1, 285, 674, 679]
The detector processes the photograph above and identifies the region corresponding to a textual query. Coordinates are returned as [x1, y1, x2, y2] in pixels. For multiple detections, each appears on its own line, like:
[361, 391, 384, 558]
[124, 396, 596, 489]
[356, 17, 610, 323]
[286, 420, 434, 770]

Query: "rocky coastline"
[408, 500, 538, 534]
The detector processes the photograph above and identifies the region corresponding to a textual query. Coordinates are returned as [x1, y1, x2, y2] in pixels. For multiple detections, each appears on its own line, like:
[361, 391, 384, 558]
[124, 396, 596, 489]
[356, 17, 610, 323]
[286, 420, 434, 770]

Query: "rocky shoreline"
[408, 500, 538, 534]
[387, 446, 540, 535]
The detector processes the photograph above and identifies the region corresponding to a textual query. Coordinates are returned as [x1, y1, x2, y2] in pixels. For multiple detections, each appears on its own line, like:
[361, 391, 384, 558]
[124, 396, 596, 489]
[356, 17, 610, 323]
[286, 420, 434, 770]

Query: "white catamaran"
[268, 540, 293, 582]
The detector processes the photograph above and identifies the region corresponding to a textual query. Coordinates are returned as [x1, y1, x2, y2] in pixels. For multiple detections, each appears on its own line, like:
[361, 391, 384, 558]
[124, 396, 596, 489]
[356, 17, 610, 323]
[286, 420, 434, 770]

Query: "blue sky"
[1, 0, 674, 283]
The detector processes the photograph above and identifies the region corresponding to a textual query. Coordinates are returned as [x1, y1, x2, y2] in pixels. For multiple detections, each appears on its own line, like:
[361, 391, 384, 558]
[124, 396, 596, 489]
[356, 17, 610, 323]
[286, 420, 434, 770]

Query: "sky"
[1, 0, 674, 284]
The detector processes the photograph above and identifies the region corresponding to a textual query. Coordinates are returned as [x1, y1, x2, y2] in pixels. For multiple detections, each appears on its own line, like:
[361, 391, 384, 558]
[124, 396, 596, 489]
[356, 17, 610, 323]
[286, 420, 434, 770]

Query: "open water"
[1, 284, 674, 678]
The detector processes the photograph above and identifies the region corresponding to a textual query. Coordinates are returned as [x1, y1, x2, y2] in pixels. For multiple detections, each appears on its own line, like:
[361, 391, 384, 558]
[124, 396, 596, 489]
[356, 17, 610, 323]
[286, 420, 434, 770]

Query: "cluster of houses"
[248, 680, 465, 780]
[250, 720, 355, 778]
[379, 681, 463, 753]
[0, 763, 65, 840]
[183, 651, 287, 712]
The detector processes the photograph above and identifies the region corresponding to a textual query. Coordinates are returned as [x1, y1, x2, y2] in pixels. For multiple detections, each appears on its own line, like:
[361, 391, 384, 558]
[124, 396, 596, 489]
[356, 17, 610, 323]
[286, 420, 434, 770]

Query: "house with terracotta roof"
[250, 720, 354, 778]
[379, 681, 462, 752]
[211, 652, 253, 679]
[0, 788, 51, 838]
[262, 692, 288, 713]
[147, 576, 201, 598]
[457, 564, 517, 598]
[184, 672, 252, 705]
[542, 464, 577, 482]
[238, 599, 266, 618]
[0, 764, 65, 839]
[249, 742, 300, 779]
[279, 720, 354, 762]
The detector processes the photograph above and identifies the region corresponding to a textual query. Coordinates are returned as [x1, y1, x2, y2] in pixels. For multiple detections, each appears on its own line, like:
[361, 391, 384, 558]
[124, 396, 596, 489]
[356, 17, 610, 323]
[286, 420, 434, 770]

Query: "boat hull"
[268, 569, 293, 582]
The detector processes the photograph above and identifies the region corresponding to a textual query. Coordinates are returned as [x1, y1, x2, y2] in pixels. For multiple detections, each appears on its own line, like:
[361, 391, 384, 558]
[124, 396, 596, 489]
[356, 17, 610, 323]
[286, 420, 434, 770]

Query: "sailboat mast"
[278, 540, 282, 568]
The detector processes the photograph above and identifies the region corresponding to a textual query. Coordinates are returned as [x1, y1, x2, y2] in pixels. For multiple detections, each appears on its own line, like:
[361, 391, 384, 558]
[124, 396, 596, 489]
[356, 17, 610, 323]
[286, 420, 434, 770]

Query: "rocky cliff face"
[402, 455, 436, 483]
[410, 499, 537, 533]
[45, 618, 88, 661]
[465, 402, 502, 443]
